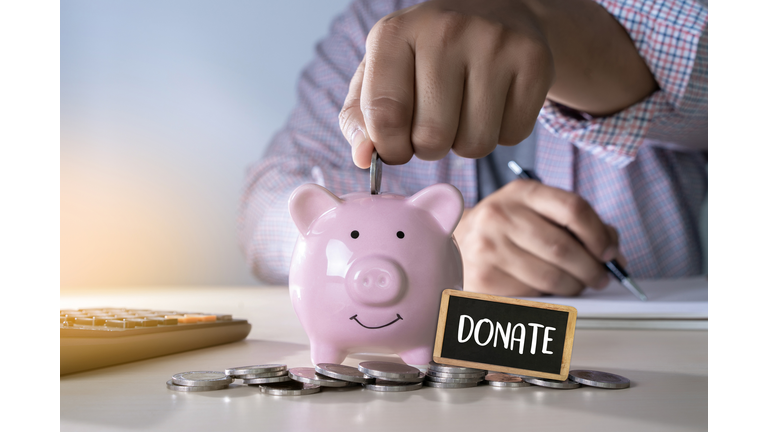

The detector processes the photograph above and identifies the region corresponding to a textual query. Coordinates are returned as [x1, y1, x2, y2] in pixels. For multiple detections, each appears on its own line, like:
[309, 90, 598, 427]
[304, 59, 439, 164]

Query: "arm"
[338, 0, 660, 168]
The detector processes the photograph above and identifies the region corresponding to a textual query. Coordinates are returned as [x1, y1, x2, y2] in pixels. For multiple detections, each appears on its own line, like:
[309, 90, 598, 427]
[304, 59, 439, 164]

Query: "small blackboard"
[433, 290, 577, 381]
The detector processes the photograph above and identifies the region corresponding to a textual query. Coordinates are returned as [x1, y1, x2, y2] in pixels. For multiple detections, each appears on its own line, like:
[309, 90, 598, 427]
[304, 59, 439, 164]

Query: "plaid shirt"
[239, 0, 709, 284]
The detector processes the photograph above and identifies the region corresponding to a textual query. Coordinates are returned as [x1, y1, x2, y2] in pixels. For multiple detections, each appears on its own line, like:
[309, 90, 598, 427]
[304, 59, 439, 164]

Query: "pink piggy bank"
[288, 183, 464, 365]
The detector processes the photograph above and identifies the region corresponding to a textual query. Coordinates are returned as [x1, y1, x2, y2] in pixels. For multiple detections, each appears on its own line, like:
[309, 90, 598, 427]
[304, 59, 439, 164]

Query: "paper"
[518, 276, 708, 320]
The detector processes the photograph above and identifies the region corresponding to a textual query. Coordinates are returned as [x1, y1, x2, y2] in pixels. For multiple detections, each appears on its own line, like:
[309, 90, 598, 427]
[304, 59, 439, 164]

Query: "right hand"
[454, 180, 626, 297]
[338, 0, 554, 168]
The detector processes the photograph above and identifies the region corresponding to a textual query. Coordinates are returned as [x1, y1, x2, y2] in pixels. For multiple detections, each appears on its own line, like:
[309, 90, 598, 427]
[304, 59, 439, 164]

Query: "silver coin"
[426, 375, 483, 384]
[370, 149, 382, 195]
[166, 380, 230, 392]
[242, 375, 292, 385]
[569, 370, 630, 389]
[428, 361, 485, 374]
[523, 377, 581, 389]
[225, 364, 287, 376]
[260, 380, 321, 396]
[289, 367, 352, 387]
[228, 370, 288, 379]
[426, 370, 486, 379]
[485, 373, 532, 388]
[171, 371, 233, 387]
[358, 361, 422, 380]
[424, 380, 478, 389]
[380, 372, 425, 383]
[315, 363, 375, 384]
[364, 380, 422, 392]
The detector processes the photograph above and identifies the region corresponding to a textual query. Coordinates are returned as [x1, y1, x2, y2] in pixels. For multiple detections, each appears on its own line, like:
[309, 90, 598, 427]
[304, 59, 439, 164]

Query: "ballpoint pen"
[508, 160, 648, 301]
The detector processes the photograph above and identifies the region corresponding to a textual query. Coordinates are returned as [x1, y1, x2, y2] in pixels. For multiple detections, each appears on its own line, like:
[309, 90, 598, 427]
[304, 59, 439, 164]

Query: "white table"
[60, 286, 707, 431]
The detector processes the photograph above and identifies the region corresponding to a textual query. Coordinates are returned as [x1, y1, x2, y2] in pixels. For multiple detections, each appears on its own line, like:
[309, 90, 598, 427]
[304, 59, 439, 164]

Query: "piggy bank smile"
[349, 313, 403, 329]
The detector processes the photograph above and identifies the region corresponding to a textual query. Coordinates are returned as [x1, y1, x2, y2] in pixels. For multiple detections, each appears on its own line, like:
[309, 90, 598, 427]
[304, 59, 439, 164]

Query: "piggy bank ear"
[289, 183, 343, 237]
[406, 183, 464, 235]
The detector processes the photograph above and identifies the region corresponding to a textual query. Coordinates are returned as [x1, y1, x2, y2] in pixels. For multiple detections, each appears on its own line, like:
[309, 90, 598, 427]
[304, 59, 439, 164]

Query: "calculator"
[60, 307, 252, 375]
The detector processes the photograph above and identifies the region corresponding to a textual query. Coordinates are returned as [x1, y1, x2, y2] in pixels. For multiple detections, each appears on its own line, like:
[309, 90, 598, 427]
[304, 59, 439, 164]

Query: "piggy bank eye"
[396, 231, 405, 239]
[351, 230, 359, 239]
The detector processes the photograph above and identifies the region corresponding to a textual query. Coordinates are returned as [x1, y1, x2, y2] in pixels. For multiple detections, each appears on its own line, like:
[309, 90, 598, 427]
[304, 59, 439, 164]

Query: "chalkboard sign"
[433, 290, 577, 381]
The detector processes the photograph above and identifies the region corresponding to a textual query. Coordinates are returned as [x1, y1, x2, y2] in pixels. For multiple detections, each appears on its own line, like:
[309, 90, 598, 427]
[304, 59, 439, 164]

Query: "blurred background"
[61, 0, 352, 289]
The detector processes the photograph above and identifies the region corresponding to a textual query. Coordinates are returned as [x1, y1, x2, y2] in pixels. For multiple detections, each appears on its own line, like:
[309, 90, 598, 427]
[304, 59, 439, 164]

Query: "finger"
[505, 206, 609, 289]
[410, 34, 464, 161]
[493, 235, 586, 296]
[452, 43, 509, 159]
[517, 180, 619, 262]
[464, 264, 540, 298]
[498, 37, 553, 145]
[339, 56, 375, 168]
[360, 17, 416, 165]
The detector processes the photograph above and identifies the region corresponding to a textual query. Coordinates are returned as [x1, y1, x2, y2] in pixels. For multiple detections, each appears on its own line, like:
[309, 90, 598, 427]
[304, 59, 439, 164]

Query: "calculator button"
[216, 315, 233, 321]
[124, 319, 144, 328]
[75, 317, 94, 325]
[106, 320, 126, 328]
[143, 318, 162, 327]
[92, 316, 113, 325]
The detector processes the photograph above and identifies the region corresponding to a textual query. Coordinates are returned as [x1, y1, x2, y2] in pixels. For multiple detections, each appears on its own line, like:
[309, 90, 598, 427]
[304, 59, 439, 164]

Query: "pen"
[507, 160, 648, 301]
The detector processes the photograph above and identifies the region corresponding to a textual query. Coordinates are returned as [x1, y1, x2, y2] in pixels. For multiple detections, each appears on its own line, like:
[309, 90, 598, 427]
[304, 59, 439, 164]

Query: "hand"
[454, 180, 627, 297]
[339, 0, 554, 168]
[338, 0, 657, 168]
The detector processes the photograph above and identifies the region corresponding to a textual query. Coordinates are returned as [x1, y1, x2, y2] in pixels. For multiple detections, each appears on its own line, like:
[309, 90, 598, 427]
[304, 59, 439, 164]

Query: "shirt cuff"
[537, 0, 708, 167]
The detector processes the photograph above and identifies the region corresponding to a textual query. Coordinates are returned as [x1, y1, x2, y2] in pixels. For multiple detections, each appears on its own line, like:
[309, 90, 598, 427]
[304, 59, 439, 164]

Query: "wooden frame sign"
[433, 290, 577, 381]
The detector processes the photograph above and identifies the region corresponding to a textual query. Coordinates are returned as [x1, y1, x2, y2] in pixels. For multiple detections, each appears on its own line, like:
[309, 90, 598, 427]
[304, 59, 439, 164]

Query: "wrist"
[526, 0, 658, 116]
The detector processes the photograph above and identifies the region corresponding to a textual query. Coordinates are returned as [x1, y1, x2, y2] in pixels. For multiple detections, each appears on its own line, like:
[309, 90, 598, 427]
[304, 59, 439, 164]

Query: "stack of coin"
[289, 367, 360, 388]
[357, 361, 425, 392]
[315, 363, 375, 385]
[168, 364, 629, 395]
[166, 371, 233, 392]
[424, 361, 487, 388]
[224, 364, 291, 385]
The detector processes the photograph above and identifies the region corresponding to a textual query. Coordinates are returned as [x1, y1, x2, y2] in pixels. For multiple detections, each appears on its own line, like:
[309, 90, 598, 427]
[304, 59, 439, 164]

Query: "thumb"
[339, 56, 375, 169]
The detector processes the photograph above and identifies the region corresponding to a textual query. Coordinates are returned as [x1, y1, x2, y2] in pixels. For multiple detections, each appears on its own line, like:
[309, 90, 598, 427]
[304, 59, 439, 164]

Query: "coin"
[358, 361, 422, 380]
[427, 370, 487, 379]
[364, 379, 423, 392]
[289, 367, 353, 387]
[370, 149, 382, 195]
[315, 363, 375, 384]
[242, 375, 292, 385]
[523, 377, 581, 389]
[485, 373, 531, 388]
[426, 375, 482, 384]
[228, 370, 288, 379]
[424, 380, 478, 389]
[381, 372, 425, 383]
[166, 380, 230, 392]
[225, 364, 287, 376]
[568, 370, 630, 389]
[428, 361, 485, 374]
[260, 380, 321, 396]
[171, 371, 233, 387]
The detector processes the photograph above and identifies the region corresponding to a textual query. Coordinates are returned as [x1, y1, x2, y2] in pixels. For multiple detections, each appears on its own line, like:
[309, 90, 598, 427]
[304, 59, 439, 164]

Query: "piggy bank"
[288, 183, 464, 365]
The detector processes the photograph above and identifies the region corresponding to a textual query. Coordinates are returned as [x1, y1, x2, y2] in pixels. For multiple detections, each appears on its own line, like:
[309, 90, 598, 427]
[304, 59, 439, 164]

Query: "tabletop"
[60, 286, 707, 432]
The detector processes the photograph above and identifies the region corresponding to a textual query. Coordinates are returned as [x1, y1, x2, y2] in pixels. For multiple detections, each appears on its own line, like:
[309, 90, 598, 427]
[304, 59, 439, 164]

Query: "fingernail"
[601, 246, 618, 262]
[350, 128, 365, 151]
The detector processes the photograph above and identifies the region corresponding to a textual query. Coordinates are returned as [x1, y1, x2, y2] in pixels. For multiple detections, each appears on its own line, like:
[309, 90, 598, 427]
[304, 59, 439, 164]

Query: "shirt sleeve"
[237, 1, 397, 284]
[536, 0, 708, 167]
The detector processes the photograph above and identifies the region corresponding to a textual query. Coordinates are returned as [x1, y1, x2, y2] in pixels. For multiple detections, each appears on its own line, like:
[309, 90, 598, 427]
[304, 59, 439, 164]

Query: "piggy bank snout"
[345, 256, 405, 306]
